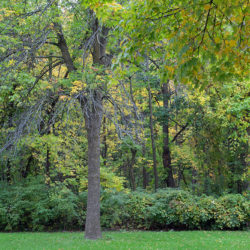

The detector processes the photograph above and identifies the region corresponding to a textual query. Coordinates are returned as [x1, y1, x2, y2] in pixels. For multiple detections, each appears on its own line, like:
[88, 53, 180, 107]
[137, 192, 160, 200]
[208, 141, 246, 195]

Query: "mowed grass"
[0, 231, 249, 250]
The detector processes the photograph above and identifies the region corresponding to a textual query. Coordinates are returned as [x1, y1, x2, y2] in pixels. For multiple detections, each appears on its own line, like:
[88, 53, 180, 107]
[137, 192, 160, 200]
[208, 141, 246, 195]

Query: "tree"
[0, 0, 113, 239]
[162, 81, 175, 187]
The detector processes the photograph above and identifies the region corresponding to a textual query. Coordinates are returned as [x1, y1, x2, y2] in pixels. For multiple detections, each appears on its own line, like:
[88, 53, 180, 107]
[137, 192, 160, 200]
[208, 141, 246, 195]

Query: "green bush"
[0, 178, 49, 231]
[215, 194, 250, 229]
[0, 179, 249, 231]
[0, 178, 85, 231]
[100, 190, 127, 228]
[100, 189, 249, 230]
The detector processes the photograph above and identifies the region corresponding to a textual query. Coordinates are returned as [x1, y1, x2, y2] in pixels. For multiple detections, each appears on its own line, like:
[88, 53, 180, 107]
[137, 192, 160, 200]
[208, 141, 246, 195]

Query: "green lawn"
[0, 231, 249, 250]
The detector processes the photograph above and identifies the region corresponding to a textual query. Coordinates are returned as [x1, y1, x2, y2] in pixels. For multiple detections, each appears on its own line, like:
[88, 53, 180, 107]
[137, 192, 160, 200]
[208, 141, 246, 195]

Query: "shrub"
[100, 189, 128, 229]
[99, 189, 249, 230]
[214, 194, 250, 229]
[0, 180, 249, 231]
[0, 178, 85, 231]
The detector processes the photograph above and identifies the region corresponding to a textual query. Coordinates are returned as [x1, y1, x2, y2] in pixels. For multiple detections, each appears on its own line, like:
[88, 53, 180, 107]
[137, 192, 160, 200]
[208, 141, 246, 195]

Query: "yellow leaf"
[59, 95, 68, 100]
[9, 59, 15, 66]
[229, 40, 237, 47]
[165, 65, 175, 73]
[73, 80, 82, 86]
[204, 4, 211, 11]
[214, 37, 220, 43]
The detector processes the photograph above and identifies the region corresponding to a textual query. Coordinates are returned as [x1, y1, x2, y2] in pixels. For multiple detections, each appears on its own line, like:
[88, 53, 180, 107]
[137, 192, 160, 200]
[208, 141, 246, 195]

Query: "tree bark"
[148, 86, 158, 191]
[192, 168, 197, 193]
[142, 144, 148, 189]
[6, 159, 11, 183]
[22, 155, 33, 178]
[162, 82, 175, 187]
[142, 166, 148, 189]
[84, 92, 103, 239]
[45, 145, 50, 178]
[129, 148, 137, 191]
[54, 23, 76, 72]
[84, 17, 109, 240]
[102, 116, 107, 166]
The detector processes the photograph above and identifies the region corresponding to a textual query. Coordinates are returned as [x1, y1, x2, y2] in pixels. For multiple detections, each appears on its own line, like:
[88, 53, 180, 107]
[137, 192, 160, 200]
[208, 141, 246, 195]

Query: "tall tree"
[162, 81, 175, 187]
[148, 85, 159, 191]
[0, 0, 112, 239]
[83, 17, 109, 240]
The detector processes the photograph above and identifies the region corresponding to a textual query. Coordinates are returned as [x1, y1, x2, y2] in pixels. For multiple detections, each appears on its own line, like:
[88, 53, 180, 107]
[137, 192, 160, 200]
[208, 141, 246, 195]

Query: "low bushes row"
[0, 178, 249, 231]
[101, 189, 249, 230]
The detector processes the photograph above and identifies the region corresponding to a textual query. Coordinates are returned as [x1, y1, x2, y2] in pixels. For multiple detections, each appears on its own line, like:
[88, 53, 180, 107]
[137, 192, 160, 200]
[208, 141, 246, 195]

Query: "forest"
[0, 0, 249, 241]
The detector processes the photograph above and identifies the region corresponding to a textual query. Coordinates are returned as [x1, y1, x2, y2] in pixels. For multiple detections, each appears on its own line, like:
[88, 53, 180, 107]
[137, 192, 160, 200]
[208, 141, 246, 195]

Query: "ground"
[0, 231, 249, 250]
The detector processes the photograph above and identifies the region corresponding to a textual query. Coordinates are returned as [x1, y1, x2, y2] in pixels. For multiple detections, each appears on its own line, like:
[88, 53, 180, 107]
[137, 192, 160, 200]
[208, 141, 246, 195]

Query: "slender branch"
[171, 122, 189, 143]
[198, 0, 213, 51]
[26, 60, 64, 97]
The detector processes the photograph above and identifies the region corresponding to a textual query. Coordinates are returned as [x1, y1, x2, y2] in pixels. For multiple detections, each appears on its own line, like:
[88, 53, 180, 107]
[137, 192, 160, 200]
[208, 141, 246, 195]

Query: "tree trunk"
[162, 82, 175, 187]
[102, 116, 107, 166]
[45, 145, 50, 181]
[6, 159, 11, 183]
[22, 155, 33, 178]
[204, 171, 210, 195]
[177, 166, 182, 187]
[142, 144, 148, 189]
[192, 168, 197, 193]
[84, 17, 108, 240]
[84, 91, 103, 240]
[148, 86, 158, 191]
[54, 23, 76, 72]
[56, 14, 108, 239]
[129, 148, 136, 191]
[142, 166, 148, 189]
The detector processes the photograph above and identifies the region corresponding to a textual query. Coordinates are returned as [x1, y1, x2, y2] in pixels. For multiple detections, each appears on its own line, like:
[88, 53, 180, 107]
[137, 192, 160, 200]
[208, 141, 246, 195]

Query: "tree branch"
[171, 122, 189, 143]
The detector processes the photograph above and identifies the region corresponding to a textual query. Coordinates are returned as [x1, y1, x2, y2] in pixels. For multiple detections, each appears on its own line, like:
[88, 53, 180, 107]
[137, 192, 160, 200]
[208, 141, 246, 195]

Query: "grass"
[0, 231, 249, 250]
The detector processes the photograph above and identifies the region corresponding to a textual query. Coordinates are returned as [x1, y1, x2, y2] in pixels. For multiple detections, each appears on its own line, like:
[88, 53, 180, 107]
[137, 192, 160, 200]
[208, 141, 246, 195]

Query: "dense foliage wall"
[0, 178, 249, 232]
[0, 80, 248, 195]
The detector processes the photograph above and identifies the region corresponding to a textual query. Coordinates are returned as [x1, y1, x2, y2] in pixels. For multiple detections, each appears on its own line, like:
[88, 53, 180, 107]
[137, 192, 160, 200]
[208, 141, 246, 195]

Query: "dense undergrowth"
[0, 177, 249, 232]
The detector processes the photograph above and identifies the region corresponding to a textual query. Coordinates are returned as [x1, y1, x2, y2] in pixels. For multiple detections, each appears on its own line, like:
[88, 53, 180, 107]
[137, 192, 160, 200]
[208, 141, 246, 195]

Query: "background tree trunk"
[102, 116, 108, 166]
[148, 86, 158, 191]
[162, 82, 175, 187]
[129, 148, 136, 191]
[142, 144, 148, 189]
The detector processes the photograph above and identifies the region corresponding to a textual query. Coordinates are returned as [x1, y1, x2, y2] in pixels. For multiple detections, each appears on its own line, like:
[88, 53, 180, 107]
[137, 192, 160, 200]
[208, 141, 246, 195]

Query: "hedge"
[0, 178, 249, 231]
